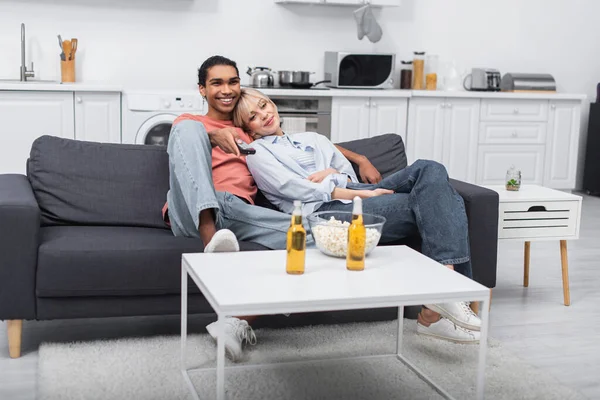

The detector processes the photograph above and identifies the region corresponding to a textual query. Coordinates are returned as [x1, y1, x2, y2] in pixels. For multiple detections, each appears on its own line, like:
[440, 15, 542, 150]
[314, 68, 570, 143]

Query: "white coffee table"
[485, 185, 582, 306]
[181, 245, 491, 400]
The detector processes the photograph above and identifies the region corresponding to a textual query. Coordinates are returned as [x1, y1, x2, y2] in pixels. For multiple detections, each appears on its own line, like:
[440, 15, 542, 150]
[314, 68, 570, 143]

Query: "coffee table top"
[183, 246, 489, 316]
[484, 184, 582, 202]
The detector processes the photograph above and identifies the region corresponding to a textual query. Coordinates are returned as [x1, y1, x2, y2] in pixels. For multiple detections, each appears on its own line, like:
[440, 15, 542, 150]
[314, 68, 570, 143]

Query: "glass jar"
[412, 52, 425, 90]
[506, 165, 522, 191]
[425, 54, 438, 90]
[400, 60, 413, 89]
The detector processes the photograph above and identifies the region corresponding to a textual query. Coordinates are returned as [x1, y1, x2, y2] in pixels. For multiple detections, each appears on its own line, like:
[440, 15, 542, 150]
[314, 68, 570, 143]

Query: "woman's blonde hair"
[233, 88, 276, 133]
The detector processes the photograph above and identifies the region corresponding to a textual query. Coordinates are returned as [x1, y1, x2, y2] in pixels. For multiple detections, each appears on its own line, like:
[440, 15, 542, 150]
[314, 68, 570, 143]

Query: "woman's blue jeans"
[317, 160, 472, 278]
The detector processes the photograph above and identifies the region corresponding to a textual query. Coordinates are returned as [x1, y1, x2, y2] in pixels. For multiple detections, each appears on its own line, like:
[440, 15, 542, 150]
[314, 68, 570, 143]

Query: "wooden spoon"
[70, 38, 78, 60]
[62, 40, 72, 61]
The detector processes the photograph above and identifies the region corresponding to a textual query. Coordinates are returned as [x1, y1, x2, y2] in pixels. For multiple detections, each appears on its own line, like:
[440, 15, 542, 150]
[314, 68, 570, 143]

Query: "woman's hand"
[307, 168, 339, 183]
[358, 156, 383, 184]
[362, 188, 394, 198]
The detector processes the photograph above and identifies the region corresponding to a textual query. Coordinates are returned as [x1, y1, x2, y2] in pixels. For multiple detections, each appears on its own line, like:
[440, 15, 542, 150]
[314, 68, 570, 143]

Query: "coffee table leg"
[476, 295, 490, 400]
[181, 264, 188, 371]
[396, 306, 404, 355]
[524, 241, 531, 287]
[216, 316, 226, 400]
[560, 240, 571, 306]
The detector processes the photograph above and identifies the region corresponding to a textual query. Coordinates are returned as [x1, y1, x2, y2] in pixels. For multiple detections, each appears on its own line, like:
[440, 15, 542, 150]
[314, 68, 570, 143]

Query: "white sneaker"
[204, 229, 239, 253]
[206, 317, 257, 362]
[417, 317, 480, 344]
[424, 302, 481, 331]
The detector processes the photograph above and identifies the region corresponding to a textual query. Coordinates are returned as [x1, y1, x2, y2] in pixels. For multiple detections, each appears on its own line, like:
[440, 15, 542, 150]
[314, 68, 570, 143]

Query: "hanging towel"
[353, 4, 383, 43]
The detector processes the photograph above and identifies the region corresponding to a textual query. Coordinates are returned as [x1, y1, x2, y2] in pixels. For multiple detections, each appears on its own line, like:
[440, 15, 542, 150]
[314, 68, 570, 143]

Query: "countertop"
[0, 81, 587, 101]
[259, 87, 587, 100]
[0, 81, 122, 92]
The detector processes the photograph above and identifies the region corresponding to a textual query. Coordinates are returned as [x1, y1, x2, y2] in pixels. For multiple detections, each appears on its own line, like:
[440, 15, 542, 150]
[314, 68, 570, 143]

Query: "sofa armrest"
[0, 174, 40, 320]
[450, 179, 499, 288]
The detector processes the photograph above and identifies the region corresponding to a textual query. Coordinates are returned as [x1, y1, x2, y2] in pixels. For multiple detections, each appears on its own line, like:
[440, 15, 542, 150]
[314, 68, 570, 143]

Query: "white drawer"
[480, 99, 548, 122]
[498, 200, 580, 239]
[479, 122, 546, 144]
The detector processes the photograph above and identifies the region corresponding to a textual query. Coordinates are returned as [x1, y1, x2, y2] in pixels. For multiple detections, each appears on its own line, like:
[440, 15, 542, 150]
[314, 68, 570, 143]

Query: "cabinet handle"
[371, 101, 377, 108]
[440, 103, 446, 108]
[512, 131, 518, 138]
[365, 100, 370, 107]
[513, 108, 519, 114]
[447, 103, 453, 108]
[76, 96, 82, 104]
[551, 104, 556, 110]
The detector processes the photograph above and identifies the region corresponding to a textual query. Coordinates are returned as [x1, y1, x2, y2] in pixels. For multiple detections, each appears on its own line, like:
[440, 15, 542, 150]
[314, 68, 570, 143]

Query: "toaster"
[464, 68, 501, 92]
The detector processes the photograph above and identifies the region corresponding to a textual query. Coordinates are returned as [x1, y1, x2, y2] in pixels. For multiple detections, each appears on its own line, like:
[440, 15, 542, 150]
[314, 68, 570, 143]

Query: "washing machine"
[122, 91, 205, 146]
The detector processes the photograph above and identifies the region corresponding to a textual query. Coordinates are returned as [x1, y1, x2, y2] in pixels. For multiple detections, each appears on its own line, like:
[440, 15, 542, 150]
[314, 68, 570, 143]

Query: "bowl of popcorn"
[307, 211, 386, 258]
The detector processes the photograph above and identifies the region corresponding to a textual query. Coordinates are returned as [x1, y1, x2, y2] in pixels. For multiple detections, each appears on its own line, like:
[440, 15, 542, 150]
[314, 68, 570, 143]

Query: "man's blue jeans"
[317, 160, 472, 278]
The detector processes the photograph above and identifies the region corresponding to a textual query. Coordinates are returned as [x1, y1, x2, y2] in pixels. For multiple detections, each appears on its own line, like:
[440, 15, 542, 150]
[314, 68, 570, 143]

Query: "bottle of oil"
[286, 200, 306, 275]
[346, 196, 366, 271]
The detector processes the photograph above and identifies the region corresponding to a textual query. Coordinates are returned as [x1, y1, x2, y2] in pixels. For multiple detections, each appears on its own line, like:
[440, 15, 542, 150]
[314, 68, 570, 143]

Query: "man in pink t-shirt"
[165, 56, 382, 361]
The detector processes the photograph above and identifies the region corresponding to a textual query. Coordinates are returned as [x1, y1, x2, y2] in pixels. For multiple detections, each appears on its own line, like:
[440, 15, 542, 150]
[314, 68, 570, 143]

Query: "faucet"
[20, 23, 35, 81]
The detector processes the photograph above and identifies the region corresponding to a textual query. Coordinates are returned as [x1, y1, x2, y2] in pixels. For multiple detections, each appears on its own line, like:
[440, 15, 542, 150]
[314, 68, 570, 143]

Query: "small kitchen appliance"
[463, 68, 501, 91]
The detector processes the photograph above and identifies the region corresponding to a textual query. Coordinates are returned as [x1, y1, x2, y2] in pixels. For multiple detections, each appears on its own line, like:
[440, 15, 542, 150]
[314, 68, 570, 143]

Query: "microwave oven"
[324, 52, 395, 89]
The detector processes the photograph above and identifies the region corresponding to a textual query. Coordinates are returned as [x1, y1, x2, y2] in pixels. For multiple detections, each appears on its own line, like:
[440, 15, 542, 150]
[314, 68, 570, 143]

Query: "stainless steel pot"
[277, 70, 315, 86]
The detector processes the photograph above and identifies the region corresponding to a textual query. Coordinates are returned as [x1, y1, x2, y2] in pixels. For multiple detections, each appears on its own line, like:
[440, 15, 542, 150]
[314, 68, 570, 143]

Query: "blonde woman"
[233, 88, 482, 344]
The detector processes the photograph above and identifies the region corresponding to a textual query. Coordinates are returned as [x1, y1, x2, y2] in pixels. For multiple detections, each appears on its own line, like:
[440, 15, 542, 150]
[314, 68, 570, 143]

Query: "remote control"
[237, 141, 256, 155]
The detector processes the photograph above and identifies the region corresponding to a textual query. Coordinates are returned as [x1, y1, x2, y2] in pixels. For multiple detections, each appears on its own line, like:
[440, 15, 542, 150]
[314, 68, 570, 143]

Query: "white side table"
[485, 185, 582, 306]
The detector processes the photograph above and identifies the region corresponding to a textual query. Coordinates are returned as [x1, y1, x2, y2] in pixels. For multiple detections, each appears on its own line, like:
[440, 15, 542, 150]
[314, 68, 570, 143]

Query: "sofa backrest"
[27, 133, 408, 227]
[336, 133, 407, 181]
[28, 135, 169, 228]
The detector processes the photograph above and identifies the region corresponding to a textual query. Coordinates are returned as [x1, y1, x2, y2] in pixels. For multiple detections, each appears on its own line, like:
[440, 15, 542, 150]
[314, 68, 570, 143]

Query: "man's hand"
[207, 127, 242, 157]
[358, 156, 382, 184]
[307, 168, 338, 183]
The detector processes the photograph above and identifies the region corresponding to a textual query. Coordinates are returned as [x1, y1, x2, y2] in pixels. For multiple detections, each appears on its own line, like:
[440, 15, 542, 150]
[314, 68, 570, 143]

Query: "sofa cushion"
[36, 226, 268, 297]
[336, 133, 407, 181]
[28, 135, 170, 228]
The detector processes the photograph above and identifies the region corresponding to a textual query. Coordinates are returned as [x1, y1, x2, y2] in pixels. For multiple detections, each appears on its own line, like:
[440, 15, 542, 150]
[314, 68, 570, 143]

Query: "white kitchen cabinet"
[331, 96, 407, 143]
[477, 145, 545, 186]
[331, 97, 370, 142]
[442, 99, 480, 183]
[0, 91, 74, 174]
[74, 92, 121, 143]
[407, 97, 480, 182]
[369, 98, 408, 141]
[544, 101, 581, 189]
[406, 97, 445, 164]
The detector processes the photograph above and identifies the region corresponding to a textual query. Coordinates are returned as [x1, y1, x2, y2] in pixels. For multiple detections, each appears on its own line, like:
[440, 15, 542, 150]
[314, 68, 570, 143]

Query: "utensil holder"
[61, 60, 75, 83]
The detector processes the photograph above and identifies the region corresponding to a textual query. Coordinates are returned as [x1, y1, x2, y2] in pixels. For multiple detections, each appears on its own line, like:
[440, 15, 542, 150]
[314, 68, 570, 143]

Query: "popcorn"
[312, 216, 381, 257]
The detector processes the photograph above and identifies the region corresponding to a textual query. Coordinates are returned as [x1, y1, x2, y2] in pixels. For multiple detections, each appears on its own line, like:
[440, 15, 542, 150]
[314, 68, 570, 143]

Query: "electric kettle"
[246, 67, 274, 88]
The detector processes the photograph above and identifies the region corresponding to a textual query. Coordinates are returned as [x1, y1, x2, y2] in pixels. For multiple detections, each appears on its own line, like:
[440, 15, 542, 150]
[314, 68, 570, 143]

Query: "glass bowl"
[306, 211, 386, 258]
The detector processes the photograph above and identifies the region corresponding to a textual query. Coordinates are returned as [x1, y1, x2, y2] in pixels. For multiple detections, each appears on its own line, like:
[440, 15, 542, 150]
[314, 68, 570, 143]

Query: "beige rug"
[38, 320, 585, 400]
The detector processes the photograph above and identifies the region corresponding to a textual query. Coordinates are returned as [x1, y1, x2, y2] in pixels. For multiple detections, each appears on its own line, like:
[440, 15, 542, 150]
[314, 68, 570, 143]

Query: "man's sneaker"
[206, 317, 257, 362]
[424, 302, 481, 331]
[417, 317, 480, 344]
[204, 229, 240, 253]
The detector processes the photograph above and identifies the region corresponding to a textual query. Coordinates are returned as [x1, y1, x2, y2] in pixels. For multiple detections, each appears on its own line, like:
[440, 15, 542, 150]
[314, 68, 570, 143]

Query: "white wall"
[1, 0, 598, 95]
[1, 0, 599, 184]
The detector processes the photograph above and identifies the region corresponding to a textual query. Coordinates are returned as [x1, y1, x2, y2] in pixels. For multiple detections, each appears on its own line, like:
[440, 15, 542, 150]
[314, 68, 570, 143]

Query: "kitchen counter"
[0, 81, 122, 92]
[411, 90, 587, 100]
[256, 87, 586, 100]
[258, 88, 412, 98]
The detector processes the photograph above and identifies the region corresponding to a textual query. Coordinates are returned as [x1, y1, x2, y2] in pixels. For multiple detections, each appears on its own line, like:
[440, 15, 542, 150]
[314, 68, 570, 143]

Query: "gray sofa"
[0, 134, 499, 358]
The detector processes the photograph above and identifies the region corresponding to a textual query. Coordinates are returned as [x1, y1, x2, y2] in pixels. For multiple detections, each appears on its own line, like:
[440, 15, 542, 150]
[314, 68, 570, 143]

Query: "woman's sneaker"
[204, 229, 240, 253]
[206, 317, 257, 362]
[424, 302, 481, 331]
[417, 317, 480, 343]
